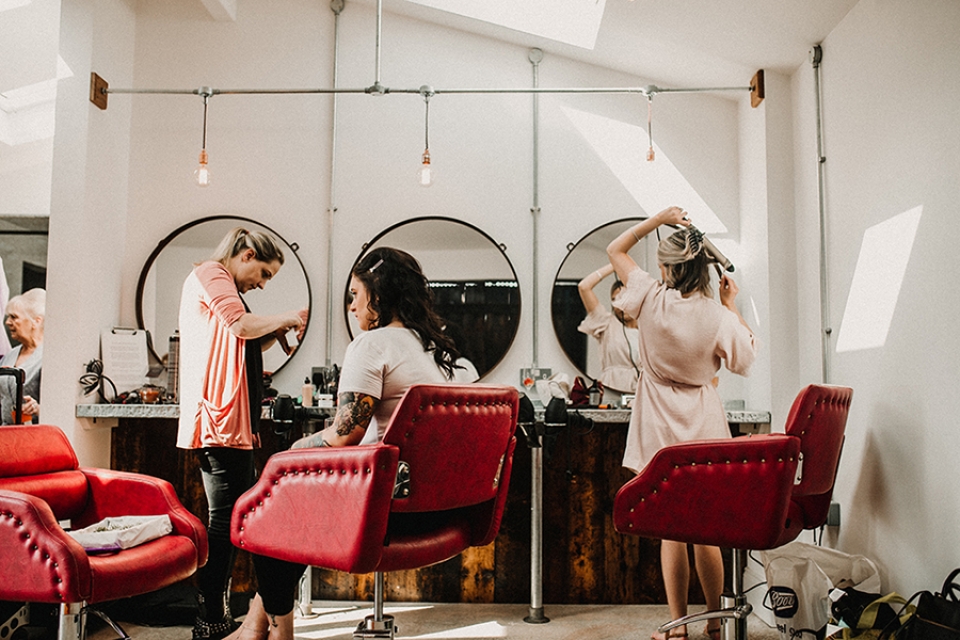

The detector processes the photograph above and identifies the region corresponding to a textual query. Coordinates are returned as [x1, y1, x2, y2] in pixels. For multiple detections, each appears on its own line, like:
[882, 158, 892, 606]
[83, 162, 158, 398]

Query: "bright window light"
[561, 105, 728, 234]
[0, 55, 73, 146]
[0, 0, 32, 12]
[404, 0, 605, 49]
[835, 205, 923, 353]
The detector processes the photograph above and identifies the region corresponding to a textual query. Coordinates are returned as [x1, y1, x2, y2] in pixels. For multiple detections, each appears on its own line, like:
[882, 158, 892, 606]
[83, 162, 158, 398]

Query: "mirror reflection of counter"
[83, 403, 769, 605]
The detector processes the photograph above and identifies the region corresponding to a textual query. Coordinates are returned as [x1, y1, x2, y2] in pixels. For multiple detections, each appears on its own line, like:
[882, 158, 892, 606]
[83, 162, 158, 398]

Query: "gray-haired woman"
[0, 288, 45, 424]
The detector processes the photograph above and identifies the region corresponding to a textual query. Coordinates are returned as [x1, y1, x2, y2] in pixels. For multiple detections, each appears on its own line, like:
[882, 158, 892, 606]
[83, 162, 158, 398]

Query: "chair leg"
[82, 606, 131, 640]
[354, 572, 396, 639]
[658, 549, 753, 640]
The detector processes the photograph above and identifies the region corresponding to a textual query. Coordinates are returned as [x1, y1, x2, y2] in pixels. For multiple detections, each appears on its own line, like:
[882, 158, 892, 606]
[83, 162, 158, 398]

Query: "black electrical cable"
[79, 359, 118, 403]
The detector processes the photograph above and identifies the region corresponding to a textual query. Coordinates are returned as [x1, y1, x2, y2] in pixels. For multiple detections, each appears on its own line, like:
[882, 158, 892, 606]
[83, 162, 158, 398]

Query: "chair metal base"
[353, 613, 396, 639]
[0, 603, 29, 639]
[658, 597, 752, 640]
[658, 549, 753, 640]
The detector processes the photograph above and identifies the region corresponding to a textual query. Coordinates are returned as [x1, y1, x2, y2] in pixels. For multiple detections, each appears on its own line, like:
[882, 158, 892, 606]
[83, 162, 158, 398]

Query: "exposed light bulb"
[646, 146, 655, 162]
[418, 149, 433, 187]
[194, 149, 211, 187]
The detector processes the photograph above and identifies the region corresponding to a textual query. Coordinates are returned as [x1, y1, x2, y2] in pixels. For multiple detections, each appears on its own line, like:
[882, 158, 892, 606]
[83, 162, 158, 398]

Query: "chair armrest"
[613, 435, 802, 550]
[77, 468, 208, 565]
[0, 489, 93, 602]
[231, 444, 400, 575]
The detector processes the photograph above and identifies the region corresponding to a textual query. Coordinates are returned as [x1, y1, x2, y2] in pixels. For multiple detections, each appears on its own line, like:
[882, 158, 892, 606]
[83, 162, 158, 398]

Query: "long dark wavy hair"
[352, 247, 461, 378]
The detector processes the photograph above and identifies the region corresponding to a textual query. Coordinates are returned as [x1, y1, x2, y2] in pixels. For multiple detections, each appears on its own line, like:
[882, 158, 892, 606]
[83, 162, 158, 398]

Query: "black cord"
[620, 320, 641, 376]
[79, 359, 118, 403]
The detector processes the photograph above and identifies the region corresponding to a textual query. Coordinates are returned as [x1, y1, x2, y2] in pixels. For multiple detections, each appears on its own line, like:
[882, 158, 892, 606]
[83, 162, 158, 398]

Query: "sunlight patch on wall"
[835, 205, 923, 353]
[0, 55, 72, 146]
[405, 0, 605, 49]
[561, 105, 728, 234]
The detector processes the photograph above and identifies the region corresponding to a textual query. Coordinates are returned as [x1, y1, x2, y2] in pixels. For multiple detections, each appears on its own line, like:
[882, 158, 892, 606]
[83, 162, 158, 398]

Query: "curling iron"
[666, 223, 734, 272]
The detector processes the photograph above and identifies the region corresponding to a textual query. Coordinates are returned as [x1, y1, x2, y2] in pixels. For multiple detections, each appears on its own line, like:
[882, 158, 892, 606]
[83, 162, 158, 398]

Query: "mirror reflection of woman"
[177, 227, 305, 640]
[577, 263, 640, 392]
[0, 288, 45, 424]
[608, 206, 757, 640]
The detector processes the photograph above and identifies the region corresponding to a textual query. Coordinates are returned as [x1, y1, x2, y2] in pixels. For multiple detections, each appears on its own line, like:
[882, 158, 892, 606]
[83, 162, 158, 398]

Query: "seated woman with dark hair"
[226, 246, 461, 640]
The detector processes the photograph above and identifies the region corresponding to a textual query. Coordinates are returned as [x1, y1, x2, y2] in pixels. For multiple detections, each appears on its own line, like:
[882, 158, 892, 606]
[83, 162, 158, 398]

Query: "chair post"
[354, 572, 396, 639]
[720, 549, 751, 640]
[58, 603, 81, 640]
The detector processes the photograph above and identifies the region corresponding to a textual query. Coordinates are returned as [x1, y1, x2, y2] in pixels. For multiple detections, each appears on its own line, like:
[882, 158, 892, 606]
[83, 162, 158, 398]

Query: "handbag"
[895, 568, 960, 639]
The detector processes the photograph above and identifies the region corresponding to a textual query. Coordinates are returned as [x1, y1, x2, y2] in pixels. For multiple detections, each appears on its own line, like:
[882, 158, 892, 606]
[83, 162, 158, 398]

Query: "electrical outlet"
[827, 501, 841, 527]
[519, 367, 552, 391]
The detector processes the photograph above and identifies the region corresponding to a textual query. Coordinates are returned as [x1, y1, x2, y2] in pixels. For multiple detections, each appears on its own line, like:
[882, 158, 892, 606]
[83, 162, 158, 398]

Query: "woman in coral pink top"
[178, 227, 305, 640]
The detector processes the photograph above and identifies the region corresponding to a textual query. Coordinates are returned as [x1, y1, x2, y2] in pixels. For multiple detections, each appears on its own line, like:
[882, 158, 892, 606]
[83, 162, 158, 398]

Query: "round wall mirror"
[344, 217, 521, 380]
[551, 218, 649, 393]
[136, 215, 312, 377]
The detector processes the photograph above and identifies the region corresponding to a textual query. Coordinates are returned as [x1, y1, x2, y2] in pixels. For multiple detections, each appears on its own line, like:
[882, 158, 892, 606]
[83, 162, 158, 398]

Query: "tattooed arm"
[290, 391, 379, 449]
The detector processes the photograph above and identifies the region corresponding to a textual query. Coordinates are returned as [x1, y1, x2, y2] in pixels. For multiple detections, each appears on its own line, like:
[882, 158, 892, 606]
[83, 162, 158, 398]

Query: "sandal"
[651, 630, 688, 640]
[704, 624, 722, 640]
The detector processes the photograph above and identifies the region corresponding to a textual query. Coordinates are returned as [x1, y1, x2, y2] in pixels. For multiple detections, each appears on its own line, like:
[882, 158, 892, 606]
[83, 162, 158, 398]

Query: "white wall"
[44, 0, 136, 467]
[786, 0, 960, 594]
[111, 0, 749, 395]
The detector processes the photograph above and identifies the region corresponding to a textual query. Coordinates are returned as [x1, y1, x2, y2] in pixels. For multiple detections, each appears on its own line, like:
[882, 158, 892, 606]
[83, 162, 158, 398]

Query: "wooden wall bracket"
[750, 69, 765, 108]
[90, 72, 108, 110]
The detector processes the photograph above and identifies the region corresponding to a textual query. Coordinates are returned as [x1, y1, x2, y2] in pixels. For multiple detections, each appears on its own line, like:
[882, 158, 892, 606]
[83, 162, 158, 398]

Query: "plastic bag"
[67, 515, 173, 553]
[762, 542, 880, 639]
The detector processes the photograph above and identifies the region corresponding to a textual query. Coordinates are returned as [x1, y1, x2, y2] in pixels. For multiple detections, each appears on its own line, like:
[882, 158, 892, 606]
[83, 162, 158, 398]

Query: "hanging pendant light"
[418, 85, 434, 187]
[194, 88, 213, 187]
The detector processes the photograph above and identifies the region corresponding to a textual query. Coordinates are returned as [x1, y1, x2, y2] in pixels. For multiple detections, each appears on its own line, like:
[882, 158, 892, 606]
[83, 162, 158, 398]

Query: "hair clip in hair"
[368, 258, 384, 273]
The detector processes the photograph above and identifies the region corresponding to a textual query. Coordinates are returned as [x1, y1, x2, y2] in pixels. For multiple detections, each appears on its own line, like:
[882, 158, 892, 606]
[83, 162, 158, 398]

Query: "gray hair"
[7, 288, 45, 319]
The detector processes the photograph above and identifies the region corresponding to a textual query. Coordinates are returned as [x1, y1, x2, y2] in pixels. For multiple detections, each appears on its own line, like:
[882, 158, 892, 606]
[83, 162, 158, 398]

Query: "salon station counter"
[80, 402, 770, 606]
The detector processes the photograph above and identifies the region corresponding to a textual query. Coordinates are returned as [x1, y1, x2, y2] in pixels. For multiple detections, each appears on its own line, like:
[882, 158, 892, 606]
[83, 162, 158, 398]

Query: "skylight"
[404, 0, 606, 49]
[561, 105, 729, 234]
[836, 205, 923, 352]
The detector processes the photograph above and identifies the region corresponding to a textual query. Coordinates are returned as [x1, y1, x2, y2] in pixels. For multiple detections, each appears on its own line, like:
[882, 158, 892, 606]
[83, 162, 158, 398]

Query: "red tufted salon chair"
[613, 384, 853, 640]
[231, 384, 518, 639]
[0, 424, 208, 640]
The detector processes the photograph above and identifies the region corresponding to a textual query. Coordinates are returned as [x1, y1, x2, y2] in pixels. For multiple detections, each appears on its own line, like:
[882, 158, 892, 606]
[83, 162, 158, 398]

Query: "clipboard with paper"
[100, 328, 149, 395]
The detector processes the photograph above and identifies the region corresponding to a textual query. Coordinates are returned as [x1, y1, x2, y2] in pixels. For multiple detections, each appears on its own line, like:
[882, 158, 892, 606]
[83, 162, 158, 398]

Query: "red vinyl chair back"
[382, 384, 516, 514]
[777, 384, 852, 542]
[232, 384, 519, 575]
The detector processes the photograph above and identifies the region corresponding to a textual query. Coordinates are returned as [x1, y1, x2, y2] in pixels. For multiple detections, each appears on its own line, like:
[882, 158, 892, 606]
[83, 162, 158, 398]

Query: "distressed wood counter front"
[93, 405, 769, 605]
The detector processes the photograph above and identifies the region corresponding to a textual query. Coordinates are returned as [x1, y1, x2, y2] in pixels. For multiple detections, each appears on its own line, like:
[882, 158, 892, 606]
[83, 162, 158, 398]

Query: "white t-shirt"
[338, 326, 452, 445]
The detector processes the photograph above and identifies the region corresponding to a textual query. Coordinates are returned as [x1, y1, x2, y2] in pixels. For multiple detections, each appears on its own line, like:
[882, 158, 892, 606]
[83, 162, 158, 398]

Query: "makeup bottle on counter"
[302, 377, 315, 407]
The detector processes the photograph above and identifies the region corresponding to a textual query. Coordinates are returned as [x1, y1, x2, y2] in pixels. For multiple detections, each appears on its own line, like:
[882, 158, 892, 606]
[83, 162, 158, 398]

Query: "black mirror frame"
[343, 216, 521, 380]
[550, 216, 645, 391]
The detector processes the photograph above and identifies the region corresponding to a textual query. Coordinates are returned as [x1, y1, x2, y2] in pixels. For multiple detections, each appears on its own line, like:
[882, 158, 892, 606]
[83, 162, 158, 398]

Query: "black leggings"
[252, 555, 307, 616]
[197, 447, 256, 621]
